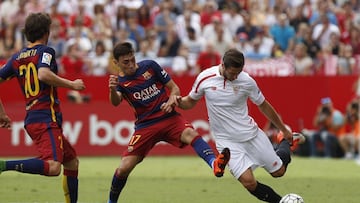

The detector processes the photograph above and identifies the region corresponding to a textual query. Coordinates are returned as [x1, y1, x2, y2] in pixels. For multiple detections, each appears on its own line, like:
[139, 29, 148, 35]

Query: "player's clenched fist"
[72, 79, 86, 90]
[109, 75, 118, 90]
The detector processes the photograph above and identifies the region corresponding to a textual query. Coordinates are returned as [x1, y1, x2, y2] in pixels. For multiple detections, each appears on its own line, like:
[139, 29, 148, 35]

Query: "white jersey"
[189, 65, 265, 142]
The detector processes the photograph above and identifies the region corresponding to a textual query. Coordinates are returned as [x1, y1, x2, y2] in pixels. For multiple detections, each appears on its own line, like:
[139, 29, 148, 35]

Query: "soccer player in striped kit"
[0, 13, 85, 203]
[175, 49, 305, 203]
[107, 42, 230, 203]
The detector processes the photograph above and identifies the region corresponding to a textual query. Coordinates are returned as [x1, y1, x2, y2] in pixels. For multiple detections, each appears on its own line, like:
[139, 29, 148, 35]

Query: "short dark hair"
[23, 13, 52, 43]
[112, 42, 135, 60]
[222, 49, 245, 69]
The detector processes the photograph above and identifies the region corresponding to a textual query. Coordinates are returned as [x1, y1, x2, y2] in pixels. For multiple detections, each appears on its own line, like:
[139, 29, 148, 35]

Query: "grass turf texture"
[0, 156, 359, 203]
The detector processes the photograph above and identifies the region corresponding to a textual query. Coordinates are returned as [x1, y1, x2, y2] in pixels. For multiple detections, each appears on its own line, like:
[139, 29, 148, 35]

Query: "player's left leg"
[240, 168, 282, 203]
[62, 136, 79, 203]
[275, 132, 306, 171]
[180, 128, 230, 177]
[108, 155, 143, 203]
[62, 158, 79, 203]
[0, 158, 52, 175]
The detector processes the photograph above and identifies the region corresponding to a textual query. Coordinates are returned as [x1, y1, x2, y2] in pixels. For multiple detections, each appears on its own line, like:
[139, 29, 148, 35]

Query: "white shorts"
[216, 130, 283, 179]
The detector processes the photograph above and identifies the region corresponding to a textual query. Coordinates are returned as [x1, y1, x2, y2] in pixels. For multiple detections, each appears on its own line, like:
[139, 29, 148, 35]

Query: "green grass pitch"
[0, 156, 359, 203]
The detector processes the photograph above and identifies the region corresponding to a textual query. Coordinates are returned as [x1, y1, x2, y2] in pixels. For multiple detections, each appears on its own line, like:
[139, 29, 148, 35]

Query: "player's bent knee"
[270, 166, 286, 178]
[48, 161, 62, 176]
[63, 158, 79, 171]
[181, 128, 199, 144]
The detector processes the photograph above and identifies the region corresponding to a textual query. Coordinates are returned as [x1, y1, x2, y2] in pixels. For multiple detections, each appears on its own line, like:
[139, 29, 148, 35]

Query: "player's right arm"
[109, 74, 123, 106]
[38, 67, 85, 90]
[177, 95, 198, 110]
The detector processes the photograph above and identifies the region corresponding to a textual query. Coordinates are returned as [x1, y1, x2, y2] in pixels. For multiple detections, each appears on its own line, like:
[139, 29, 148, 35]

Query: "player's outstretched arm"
[38, 67, 85, 90]
[177, 96, 198, 110]
[258, 100, 292, 142]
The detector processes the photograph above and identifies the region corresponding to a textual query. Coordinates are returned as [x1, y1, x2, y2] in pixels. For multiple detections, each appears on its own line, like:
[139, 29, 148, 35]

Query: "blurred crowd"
[1, 0, 360, 77]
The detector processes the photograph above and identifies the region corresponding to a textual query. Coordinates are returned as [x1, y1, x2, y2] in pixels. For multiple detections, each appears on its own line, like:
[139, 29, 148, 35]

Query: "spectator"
[182, 26, 206, 74]
[49, 2, 68, 39]
[236, 11, 259, 41]
[199, 0, 222, 28]
[201, 15, 233, 55]
[125, 11, 146, 51]
[310, 97, 345, 158]
[60, 42, 90, 103]
[0, 24, 22, 60]
[136, 4, 153, 30]
[309, 0, 338, 27]
[312, 13, 340, 50]
[171, 44, 191, 76]
[158, 27, 181, 57]
[245, 37, 270, 60]
[69, 2, 92, 28]
[112, 5, 129, 31]
[88, 40, 110, 76]
[153, 0, 177, 41]
[175, 8, 201, 40]
[195, 41, 221, 74]
[235, 32, 253, 56]
[48, 18, 66, 61]
[337, 44, 356, 75]
[221, 1, 244, 38]
[289, 4, 309, 32]
[269, 13, 295, 53]
[339, 100, 359, 159]
[134, 39, 157, 61]
[92, 3, 113, 51]
[293, 42, 314, 75]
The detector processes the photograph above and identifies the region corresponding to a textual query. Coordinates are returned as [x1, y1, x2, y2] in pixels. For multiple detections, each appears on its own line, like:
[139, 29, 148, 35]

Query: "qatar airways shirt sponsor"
[133, 83, 161, 101]
[189, 65, 265, 142]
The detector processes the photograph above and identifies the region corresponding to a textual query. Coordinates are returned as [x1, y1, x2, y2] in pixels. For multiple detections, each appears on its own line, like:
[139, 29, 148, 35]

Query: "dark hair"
[23, 13, 51, 43]
[112, 42, 134, 60]
[222, 49, 245, 69]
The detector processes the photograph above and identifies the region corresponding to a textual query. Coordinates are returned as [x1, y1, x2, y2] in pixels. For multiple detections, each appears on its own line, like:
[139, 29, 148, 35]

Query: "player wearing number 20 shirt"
[0, 45, 61, 125]
[0, 13, 85, 203]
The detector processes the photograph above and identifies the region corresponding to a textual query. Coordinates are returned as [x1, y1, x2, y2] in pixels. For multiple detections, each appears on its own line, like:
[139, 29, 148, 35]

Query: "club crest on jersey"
[233, 85, 240, 93]
[41, 52, 52, 65]
[142, 71, 152, 80]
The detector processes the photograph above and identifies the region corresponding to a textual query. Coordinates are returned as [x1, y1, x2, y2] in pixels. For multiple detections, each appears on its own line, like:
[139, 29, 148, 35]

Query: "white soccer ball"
[279, 193, 304, 203]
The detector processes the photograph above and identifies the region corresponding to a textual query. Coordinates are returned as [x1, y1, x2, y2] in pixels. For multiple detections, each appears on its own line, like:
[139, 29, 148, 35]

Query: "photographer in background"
[339, 101, 360, 159]
[310, 97, 345, 158]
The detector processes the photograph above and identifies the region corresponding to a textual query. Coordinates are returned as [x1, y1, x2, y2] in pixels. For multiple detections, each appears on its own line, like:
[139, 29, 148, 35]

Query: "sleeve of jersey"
[0, 57, 15, 80]
[38, 47, 55, 69]
[151, 60, 171, 84]
[188, 73, 206, 101]
[248, 76, 265, 106]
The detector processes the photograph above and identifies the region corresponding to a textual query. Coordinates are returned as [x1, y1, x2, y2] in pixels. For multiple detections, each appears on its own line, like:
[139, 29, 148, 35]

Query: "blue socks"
[191, 135, 216, 168]
[3, 158, 46, 175]
[109, 173, 128, 203]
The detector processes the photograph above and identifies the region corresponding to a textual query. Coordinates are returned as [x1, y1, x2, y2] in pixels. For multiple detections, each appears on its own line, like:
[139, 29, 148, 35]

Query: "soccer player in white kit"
[169, 49, 304, 202]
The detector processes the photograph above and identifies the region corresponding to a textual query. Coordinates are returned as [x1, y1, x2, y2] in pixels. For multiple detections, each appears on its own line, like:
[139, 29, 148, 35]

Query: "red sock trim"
[190, 135, 202, 146]
[64, 169, 78, 177]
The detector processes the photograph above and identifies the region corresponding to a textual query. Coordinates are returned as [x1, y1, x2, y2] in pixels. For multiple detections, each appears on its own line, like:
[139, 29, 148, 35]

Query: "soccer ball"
[279, 193, 304, 203]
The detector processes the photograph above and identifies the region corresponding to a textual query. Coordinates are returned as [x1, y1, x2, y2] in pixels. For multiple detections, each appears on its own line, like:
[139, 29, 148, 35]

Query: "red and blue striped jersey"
[117, 60, 177, 130]
[0, 45, 62, 125]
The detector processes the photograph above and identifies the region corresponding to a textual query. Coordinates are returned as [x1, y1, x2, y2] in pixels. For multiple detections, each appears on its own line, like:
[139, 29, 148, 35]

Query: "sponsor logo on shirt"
[133, 84, 161, 101]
